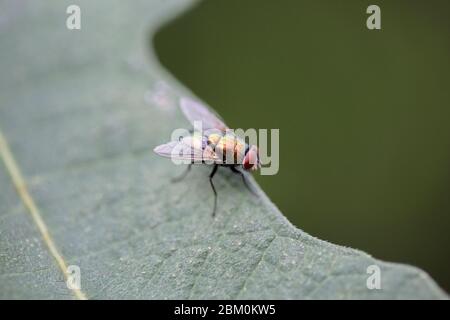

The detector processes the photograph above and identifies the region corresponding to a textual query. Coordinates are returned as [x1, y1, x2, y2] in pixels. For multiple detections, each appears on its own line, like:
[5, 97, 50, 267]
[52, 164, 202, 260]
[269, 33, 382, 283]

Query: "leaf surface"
[0, 0, 446, 299]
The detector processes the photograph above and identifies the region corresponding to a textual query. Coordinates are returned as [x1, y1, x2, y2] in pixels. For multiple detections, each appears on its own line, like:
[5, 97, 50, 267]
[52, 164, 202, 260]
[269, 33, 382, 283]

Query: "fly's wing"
[180, 97, 228, 132]
[153, 136, 223, 164]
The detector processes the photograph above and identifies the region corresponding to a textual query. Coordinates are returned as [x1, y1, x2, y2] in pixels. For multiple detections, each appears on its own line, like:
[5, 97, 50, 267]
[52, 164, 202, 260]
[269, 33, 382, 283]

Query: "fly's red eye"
[243, 154, 253, 170]
[243, 147, 258, 170]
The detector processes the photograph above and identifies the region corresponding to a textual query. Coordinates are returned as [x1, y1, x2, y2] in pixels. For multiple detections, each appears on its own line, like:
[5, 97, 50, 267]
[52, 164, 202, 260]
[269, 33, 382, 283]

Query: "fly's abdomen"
[208, 133, 246, 165]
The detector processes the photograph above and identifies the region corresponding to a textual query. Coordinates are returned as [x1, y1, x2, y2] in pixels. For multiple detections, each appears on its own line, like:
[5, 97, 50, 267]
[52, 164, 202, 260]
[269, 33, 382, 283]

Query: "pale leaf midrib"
[0, 129, 87, 300]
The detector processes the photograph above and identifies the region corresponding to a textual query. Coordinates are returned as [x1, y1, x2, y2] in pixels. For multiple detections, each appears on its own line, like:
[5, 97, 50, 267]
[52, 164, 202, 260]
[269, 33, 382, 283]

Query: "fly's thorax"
[206, 132, 222, 147]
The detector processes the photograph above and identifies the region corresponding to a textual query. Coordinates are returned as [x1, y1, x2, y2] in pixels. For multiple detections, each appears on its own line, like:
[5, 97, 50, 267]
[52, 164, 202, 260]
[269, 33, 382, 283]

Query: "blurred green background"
[154, 0, 450, 291]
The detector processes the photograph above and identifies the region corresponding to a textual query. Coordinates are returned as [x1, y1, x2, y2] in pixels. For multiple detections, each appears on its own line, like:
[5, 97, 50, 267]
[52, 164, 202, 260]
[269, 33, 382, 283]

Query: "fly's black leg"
[230, 166, 257, 196]
[209, 165, 218, 217]
[171, 164, 192, 183]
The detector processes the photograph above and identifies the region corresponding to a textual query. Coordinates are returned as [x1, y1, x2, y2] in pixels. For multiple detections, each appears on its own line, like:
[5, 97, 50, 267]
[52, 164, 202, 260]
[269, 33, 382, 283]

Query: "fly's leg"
[171, 164, 192, 183]
[230, 166, 257, 196]
[209, 165, 218, 217]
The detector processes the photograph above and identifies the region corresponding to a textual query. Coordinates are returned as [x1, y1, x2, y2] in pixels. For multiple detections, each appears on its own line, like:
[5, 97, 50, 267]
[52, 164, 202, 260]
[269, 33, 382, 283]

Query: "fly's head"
[242, 145, 261, 171]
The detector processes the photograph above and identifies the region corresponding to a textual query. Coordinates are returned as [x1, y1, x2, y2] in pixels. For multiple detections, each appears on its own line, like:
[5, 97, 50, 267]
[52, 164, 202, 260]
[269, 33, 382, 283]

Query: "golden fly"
[154, 98, 261, 216]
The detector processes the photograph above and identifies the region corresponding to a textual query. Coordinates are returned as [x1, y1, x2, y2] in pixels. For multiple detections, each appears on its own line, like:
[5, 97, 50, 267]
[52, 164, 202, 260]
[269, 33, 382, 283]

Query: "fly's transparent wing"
[153, 137, 223, 164]
[180, 97, 228, 131]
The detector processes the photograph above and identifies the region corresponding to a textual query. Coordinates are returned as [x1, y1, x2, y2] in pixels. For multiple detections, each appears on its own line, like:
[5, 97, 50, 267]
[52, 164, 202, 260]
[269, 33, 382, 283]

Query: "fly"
[154, 98, 261, 216]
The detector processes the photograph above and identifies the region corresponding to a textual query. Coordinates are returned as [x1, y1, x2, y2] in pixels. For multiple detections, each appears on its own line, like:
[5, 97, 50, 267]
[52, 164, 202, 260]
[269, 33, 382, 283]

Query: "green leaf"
[0, 0, 446, 299]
